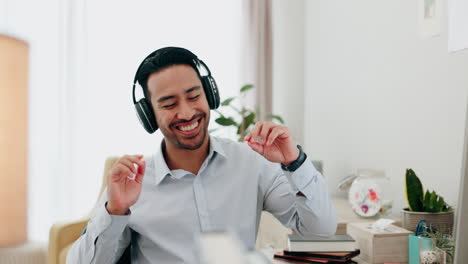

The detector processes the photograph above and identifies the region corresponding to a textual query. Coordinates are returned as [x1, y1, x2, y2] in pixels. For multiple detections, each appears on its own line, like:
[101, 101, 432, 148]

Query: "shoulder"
[211, 136, 256, 158]
[211, 136, 275, 171]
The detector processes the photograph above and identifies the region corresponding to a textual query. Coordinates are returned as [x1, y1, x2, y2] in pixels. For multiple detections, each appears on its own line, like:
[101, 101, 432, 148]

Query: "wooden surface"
[0, 34, 29, 247]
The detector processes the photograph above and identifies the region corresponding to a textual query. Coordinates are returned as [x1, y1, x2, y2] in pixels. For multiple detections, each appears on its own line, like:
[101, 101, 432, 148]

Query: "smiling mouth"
[177, 120, 199, 131]
[173, 116, 202, 133]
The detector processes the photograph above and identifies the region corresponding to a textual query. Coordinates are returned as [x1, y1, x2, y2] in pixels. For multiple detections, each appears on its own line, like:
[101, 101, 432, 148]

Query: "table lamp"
[0, 34, 28, 247]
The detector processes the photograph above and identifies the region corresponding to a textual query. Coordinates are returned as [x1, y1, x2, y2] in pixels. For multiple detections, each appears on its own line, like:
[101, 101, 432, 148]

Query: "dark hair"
[136, 47, 202, 100]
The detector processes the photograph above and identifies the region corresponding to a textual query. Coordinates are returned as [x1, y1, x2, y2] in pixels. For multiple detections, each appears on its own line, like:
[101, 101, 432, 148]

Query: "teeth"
[179, 121, 199, 132]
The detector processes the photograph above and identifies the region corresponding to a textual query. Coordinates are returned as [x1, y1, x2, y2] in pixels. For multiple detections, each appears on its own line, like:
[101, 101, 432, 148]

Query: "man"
[67, 47, 337, 264]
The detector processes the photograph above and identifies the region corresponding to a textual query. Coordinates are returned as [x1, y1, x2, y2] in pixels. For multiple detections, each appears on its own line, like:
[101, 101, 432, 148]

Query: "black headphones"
[132, 47, 220, 134]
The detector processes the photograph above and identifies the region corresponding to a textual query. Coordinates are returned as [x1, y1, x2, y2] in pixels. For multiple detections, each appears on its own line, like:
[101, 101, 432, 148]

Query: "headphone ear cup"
[135, 99, 158, 134]
[201, 76, 220, 109]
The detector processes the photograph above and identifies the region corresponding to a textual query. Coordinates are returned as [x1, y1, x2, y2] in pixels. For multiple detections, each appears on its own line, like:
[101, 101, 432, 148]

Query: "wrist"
[282, 147, 301, 166]
[106, 202, 129, 216]
[281, 145, 307, 172]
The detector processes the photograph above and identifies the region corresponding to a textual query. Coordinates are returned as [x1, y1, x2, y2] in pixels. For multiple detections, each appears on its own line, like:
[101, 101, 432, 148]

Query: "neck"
[163, 136, 210, 175]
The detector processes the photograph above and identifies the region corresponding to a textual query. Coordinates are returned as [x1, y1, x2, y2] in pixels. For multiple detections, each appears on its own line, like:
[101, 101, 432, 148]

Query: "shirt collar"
[153, 136, 227, 186]
[153, 141, 172, 186]
[208, 135, 227, 159]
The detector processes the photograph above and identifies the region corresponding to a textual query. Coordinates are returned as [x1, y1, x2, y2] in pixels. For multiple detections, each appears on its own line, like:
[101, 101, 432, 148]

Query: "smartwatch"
[281, 145, 307, 172]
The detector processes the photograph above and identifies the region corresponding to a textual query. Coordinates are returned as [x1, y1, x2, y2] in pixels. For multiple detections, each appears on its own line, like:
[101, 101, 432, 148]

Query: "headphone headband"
[132, 49, 212, 103]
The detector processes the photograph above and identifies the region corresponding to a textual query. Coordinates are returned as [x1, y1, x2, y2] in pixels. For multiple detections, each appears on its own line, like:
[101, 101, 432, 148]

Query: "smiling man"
[147, 64, 212, 176]
[67, 47, 337, 264]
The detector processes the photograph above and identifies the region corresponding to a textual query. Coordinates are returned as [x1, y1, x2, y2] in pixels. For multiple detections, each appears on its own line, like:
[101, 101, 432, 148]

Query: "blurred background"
[1, 0, 468, 260]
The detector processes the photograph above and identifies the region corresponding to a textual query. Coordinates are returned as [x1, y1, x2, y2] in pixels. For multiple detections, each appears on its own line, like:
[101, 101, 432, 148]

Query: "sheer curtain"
[25, 0, 243, 242]
[242, 0, 273, 121]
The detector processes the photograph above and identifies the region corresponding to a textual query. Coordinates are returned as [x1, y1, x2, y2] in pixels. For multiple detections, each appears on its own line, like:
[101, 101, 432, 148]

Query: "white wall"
[302, 0, 468, 215]
[0, 0, 6, 31]
[272, 0, 305, 145]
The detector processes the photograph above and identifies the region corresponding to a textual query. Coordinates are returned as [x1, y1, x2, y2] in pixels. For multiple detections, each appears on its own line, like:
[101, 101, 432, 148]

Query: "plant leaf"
[423, 190, 431, 211]
[422, 189, 451, 212]
[436, 195, 446, 212]
[215, 117, 238, 127]
[431, 191, 438, 212]
[432, 191, 438, 210]
[240, 84, 254, 93]
[245, 112, 256, 126]
[269, 114, 285, 124]
[405, 169, 424, 211]
[437, 198, 444, 212]
[237, 112, 256, 135]
[221, 97, 236, 106]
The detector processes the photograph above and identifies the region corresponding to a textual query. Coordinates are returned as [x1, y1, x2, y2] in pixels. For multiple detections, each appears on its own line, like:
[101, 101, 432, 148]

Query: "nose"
[176, 100, 196, 121]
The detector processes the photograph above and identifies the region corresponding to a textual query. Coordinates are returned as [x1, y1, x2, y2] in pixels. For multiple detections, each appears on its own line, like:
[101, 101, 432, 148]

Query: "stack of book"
[273, 234, 360, 264]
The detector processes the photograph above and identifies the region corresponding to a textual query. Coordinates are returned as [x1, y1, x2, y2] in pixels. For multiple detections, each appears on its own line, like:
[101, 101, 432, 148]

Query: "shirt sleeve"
[259, 156, 337, 236]
[66, 189, 132, 264]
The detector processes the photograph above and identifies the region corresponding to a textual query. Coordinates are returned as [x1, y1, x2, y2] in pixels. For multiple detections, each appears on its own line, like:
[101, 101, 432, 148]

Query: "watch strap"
[281, 145, 307, 172]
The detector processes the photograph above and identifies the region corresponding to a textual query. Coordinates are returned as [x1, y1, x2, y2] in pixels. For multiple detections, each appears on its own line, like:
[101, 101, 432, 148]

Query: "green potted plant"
[422, 229, 455, 264]
[402, 169, 454, 234]
[211, 84, 284, 142]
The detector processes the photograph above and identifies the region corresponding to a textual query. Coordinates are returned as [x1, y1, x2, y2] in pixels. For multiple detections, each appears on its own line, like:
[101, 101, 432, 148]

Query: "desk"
[260, 197, 401, 264]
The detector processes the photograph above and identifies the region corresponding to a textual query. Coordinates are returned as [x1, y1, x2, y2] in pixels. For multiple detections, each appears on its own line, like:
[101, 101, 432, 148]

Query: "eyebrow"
[156, 86, 202, 103]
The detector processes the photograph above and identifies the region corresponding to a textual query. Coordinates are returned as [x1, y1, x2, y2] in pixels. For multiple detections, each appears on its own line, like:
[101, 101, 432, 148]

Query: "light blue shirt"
[67, 136, 337, 264]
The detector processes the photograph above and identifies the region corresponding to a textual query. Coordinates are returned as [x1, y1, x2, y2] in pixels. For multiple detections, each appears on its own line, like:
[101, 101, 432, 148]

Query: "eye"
[162, 103, 176, 109]
[189, 94, 201, 100]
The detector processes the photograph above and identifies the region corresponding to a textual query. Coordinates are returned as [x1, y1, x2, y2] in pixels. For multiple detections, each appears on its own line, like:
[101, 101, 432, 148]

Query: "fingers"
[265, 126, 288, 146]
[246, 122, 269, 144]
[244, 122, 260, 143]
[112, 155, 145, 181]
[134, 160, 146, 184]
[258, 122, 274, 144]
[244, 121, 285, 146]
[123, 154, 145, 167]
[124, 155, 144, 167]
[120, 158, 138, 174]
[112, 163, 135, 181]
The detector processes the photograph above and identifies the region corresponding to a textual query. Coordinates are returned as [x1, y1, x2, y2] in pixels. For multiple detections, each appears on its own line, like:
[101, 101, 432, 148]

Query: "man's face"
[147, 64, 210, 150]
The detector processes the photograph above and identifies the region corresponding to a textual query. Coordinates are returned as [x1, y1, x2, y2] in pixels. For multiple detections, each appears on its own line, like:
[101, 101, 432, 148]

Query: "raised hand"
[106, 155, 146, 215]
[244, 121, 300, 166]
